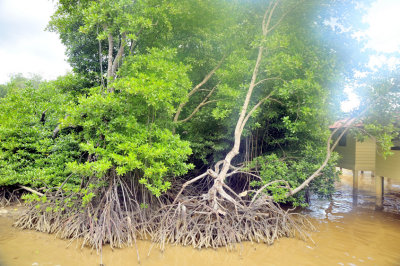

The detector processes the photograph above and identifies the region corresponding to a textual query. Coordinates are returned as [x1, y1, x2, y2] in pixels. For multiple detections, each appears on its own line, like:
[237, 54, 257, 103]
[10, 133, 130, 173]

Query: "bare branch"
[227, 171, 263, 180]
[107, 32, 114, 83]
[262, 1, 274, 34]
[212, 1, 284, 190]
[176, 85, 218, 123]
[269, 97, 283, 105]
[251, 179, 291, 204]
[52, 115, 69, 139]
[288, 115, 366, 197]
[40, 109, 48, 124]
[263, 0, 280, 34]
[240, 91, 273, 134]
[177, 100, 217, 123]
[111, 32, 127, 77]
[254, 77, 285, 88]
[214, 160, 225, 173]
[265, 0, 303, 35]
[19, 185, 44, 197]
[173, 56, 226, 123]
[172, 170, 215, 205]
[97, 25, 105, 89]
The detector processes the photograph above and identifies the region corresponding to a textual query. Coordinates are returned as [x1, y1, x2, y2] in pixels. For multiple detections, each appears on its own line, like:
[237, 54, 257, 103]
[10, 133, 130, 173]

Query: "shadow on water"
[1, 172, 400, 266]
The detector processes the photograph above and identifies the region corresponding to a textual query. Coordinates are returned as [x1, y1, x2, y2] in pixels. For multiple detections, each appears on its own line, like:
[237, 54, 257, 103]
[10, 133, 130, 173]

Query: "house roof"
[329, 118, 363, 129]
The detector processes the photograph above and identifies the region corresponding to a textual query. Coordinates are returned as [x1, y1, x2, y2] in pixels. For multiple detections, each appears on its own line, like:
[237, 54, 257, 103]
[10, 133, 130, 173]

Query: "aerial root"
[14, 176, 152, 259]
[150, 195, 314, 251]
[13, 176, 315, 255]
[0, 186, 23, 207]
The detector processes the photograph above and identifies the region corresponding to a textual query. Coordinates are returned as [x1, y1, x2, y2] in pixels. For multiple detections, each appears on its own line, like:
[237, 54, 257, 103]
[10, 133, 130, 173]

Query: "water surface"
[1, 172, 400, 266]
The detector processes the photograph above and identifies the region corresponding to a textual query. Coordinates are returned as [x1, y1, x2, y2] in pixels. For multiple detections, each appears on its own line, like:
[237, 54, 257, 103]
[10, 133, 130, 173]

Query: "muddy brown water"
[1, 171, 400, 266]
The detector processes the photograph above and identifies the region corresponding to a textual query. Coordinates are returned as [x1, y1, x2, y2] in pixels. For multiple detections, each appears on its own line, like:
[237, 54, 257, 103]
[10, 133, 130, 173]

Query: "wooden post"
[353, 170, 358, 206]
[375, 176, 384, 210]
[353, 170, 359, 191]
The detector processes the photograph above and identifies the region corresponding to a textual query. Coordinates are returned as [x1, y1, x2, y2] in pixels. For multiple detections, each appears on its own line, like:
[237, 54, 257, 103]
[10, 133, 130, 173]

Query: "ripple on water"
[0, 217, 15, 242]
[0, 174, 399, 265]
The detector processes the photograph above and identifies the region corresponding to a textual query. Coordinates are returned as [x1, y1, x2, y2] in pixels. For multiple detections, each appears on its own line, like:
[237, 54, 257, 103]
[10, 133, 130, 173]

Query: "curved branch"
[176, 86, 218, 123]
[52, 115, 69, 139]
[239, 91, 273, 134]
[287, 115, 366, 197]
[174, 56, 225, 123]
[172, 169, 216, 205]
[253, 77, 285, 88]
[212, 0, 284, 189]
[250, 179, 291, 204]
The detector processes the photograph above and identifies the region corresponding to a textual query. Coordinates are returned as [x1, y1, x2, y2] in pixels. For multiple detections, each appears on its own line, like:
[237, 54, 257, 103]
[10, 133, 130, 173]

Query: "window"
[338, 133, 347, 147]
[391, 138, 400, 150]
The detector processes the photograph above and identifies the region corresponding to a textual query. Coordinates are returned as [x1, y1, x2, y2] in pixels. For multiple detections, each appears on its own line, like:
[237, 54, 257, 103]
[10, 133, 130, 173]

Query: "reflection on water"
[306, 170, 400, 220]
[1, 173, 400, 266]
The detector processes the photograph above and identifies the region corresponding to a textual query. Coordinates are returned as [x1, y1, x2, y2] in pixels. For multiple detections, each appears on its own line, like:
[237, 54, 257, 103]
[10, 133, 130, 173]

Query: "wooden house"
[330, 120, 400, 209]
[375, 141, 400, 208]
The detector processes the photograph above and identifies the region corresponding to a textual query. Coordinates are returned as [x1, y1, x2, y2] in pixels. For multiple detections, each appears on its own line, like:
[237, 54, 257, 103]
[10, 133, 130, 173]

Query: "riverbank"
[1, 173, 400, 266]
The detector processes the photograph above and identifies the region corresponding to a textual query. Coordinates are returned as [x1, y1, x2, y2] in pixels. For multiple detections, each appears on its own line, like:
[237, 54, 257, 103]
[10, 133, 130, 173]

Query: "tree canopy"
[0, 0, 398, 253]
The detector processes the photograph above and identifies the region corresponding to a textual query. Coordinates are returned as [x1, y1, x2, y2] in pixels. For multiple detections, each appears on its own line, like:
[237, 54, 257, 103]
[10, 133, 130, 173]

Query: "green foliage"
[3, 0, 395, 209]
[53, 73, 92, 97]
[116, 48, 191, 114]
[62, 49, 194, 196]
[249, 148, 339, 207]
[0, 78, 80, 188]
[0, 85, 8, 98]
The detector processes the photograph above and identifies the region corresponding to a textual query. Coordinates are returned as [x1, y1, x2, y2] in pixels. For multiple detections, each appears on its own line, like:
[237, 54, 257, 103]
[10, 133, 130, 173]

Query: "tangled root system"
[0, 186, 23, 207]
[15, 176, 152, 253]
[14, 176, 314, 256]
[151, 196, 313, 250]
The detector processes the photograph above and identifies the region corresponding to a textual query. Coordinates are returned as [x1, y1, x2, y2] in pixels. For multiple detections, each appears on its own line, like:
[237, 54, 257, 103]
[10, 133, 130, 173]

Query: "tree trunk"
[210, 1, 280, 200]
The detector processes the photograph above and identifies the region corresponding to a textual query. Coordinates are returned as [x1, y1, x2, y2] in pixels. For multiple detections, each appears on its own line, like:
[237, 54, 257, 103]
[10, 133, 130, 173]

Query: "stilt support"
[353, 170, 358, 206]
[375, 176, 384, 210]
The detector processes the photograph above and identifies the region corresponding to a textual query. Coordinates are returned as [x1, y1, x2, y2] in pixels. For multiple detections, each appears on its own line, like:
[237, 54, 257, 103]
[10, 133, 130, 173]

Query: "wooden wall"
[376, 149, 400, 180]
[355, 137, 376, 171]
[335, 133, 356, 170]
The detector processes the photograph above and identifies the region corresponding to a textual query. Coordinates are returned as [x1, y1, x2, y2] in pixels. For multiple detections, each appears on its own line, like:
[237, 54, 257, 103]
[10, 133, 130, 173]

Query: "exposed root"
[151, 195, 314, 251]
[0, 186, 23, 207]
[13, 169, 315, 259]
[15, 176, 152, 257]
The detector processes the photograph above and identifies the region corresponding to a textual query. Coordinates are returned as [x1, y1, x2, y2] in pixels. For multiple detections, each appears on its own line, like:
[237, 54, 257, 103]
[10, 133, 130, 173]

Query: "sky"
[363, 0, 400, 54]
[0, 0, 70, 84]
[340, 0, 400, 112]
[0, 0, 399, 103]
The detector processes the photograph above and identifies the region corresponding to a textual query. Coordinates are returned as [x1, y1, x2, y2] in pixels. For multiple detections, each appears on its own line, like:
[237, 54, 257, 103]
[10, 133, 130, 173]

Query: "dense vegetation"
[0, 0, 398, 255]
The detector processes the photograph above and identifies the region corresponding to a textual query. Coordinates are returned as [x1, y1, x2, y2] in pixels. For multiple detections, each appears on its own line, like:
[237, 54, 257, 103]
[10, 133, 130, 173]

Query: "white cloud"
[353, 70, 368, 79]
[341, 85, 360, 112]
[323, 17, 351, 33]
[0, 0, 71, 84]
[368, 54, 400, 71]
[363, 0, 400, 53]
